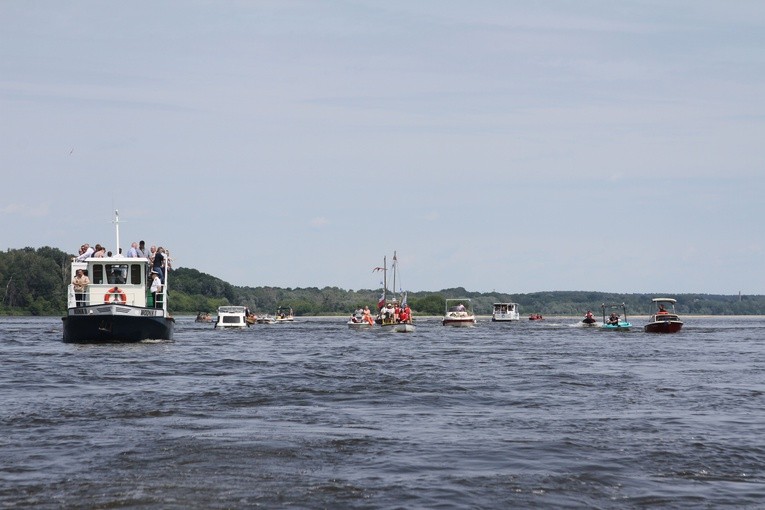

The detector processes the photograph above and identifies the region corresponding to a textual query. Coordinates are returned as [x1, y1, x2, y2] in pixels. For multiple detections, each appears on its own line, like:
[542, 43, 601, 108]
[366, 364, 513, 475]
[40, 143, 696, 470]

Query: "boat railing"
[67, 284, 156, 308]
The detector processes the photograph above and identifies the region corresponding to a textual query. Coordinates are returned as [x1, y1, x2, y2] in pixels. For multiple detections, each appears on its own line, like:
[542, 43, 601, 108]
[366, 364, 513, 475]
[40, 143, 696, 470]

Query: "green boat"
[601, 303, 631, 330]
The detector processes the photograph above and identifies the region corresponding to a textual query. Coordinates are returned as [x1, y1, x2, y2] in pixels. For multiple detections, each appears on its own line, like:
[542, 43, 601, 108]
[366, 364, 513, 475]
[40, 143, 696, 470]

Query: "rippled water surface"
[2, 316, 765, 508]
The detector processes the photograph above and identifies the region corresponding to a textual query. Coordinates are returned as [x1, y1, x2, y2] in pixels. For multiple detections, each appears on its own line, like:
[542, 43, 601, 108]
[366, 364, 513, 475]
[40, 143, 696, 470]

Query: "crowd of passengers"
[71, 240, 170, 309]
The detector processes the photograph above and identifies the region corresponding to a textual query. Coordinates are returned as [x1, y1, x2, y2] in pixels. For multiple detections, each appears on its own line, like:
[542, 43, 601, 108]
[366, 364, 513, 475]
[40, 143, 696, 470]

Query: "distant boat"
[256, 314, 276, 325]
[195, 312, 213, 323]
[214, 306, 250, 329]
[601, 303, 631, 330]
[62, 210, 174, 343]
[528, 313, 544, 321]
[274, 307, 295, 323]
[644, 298, 683, 333]
[580, 310, 598, 326]
[492, 302, 520, 322]
[347, 309, 374, 329]
[442, 298, 476, 327]
[374, 252, 416, 333]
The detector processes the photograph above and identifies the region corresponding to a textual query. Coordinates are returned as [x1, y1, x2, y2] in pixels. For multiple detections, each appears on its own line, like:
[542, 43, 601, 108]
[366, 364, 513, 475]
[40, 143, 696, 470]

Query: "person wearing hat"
[150, 269, 163, 309]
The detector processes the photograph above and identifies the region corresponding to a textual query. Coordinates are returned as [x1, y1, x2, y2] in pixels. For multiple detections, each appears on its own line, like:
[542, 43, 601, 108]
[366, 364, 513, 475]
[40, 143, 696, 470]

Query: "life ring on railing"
[104, 287, 127, 304]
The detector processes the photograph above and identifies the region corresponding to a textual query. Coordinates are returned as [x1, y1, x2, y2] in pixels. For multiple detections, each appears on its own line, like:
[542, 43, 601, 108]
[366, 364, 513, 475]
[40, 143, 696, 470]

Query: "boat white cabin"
[492, 302, 520, 321]
[214, 306, 249, 329]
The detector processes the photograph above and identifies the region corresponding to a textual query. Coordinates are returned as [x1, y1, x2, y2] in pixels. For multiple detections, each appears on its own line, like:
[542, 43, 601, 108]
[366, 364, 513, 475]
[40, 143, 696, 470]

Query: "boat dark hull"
[644, 321, 683, 333]
[442, 318, 476, 327]
[62, 311, 174, 343]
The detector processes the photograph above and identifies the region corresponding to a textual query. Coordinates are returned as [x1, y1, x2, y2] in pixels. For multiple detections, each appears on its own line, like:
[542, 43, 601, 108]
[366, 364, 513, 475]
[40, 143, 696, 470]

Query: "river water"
[2, 316, 764, 508]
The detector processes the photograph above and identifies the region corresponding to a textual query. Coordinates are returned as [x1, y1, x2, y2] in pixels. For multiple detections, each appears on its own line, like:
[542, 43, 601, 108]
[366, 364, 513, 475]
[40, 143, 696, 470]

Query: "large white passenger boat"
[214, 306, 250, 329]
[491, 302, 520, 321]
[62, 211, 174, 343]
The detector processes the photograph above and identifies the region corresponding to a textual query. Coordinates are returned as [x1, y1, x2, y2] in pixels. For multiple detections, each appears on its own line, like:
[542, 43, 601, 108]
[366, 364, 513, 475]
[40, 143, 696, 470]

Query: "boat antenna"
[113, 209, 120, 255]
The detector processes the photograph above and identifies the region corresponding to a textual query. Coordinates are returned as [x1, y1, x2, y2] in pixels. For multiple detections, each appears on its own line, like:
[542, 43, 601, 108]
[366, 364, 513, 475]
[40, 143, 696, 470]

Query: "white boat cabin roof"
[651, 298, 677, 304]
[218, 306, 247, 314]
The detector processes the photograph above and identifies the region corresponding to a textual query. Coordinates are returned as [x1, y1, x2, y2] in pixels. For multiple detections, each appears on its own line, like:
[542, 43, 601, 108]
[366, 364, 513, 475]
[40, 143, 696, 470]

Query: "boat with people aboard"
[347, 306, 375, 329]
[644, 297, 684, 333]
[528, 313, 544, 321]
[195, 311, 213, 323]
[373, 252, 416, 333]
[442, 298, 476, 327]
[601, 303, 631, 330]
[274, 307, 295, 323]
[580, 310, 599, 326]
[256, 314, 276, 324]
[492, 302, 520, 322]
[214, 306, 250, 329]
[62, 210, 174, 343]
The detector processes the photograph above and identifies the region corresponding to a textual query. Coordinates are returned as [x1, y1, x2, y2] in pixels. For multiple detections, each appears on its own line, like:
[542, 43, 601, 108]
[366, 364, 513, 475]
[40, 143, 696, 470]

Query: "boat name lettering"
[141, 310, 155, 317]
[73, 308, 88, 315]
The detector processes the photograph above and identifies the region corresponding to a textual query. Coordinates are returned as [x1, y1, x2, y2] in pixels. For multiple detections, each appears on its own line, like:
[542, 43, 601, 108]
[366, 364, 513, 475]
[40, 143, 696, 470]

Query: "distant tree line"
[1, 247, 764, 316]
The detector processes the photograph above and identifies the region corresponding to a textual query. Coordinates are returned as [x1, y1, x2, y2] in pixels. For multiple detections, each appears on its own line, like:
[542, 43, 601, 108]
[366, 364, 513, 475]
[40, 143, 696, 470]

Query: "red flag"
[377, 291, 385, 309]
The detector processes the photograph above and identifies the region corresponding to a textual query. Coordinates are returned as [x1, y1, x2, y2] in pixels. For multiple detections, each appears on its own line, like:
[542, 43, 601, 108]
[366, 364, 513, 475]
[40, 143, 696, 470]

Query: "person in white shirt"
[75, 244, 94, 261]
[150, 270, 163, 308]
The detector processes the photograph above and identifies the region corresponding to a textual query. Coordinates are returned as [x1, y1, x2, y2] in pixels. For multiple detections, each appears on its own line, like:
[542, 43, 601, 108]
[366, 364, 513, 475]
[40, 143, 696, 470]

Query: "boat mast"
[392, 251, 397, 301]
[383, 256, 387, 301]
[113, 209, 120, 255]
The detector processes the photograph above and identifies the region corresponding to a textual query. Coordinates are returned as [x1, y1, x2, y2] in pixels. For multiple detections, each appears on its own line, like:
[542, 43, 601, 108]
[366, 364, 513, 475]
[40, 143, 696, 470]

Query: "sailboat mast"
[392, 251, 397, 300]
[383, 256, 387, 301]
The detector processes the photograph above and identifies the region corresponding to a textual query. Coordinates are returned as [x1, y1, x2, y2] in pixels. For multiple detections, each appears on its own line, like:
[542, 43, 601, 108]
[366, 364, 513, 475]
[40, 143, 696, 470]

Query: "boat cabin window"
[129, 264, 142, 285]
[92, 264, 104, 284]
[106, 264, 128, 284]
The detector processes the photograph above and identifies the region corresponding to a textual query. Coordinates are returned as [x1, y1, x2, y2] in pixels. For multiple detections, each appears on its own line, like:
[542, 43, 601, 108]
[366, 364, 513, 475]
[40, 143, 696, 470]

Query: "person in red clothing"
[399, 304, 412, 324]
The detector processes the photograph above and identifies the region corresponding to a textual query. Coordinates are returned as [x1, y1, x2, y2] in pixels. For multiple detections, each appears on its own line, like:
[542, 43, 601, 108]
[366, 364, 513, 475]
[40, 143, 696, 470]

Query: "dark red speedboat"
[644, 298, 683, 333]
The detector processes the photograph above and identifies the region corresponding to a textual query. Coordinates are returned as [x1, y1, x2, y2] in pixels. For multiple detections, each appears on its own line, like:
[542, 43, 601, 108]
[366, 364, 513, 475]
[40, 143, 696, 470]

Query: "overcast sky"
[2, 1, 763, 295]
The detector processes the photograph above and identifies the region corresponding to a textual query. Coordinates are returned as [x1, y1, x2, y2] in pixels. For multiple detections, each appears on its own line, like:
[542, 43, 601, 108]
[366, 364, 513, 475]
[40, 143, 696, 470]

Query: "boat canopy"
[218, 306, 247, 313]
[651, 298, 677, 304]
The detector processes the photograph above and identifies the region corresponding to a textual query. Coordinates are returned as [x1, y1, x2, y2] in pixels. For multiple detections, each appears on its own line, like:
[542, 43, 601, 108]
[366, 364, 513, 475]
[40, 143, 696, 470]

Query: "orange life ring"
[104, 287, 127, 304]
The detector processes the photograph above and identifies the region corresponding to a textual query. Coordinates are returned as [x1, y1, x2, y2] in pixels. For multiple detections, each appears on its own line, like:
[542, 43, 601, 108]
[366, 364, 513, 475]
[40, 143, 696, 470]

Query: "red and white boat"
[644, 298, 683, 333]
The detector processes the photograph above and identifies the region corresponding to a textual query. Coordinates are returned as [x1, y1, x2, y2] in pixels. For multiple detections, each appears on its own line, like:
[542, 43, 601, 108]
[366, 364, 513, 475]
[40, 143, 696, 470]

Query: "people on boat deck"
[72, 268, 90, 307]
[137, 240, 149, 259]
[150, 270, 162, 309]
[151, 246, 166, 282]
[362, 306, 374, 324]
[127, 242, 140, 258]
[658, 304, 668, 314]
[399, 305, 411, 323]
[584, 310, 594, 320]
[75, 243, 94, 261]
[457, 303, 466, 312]
[608, 312, 620, 325]
[92, 244, 106, 257]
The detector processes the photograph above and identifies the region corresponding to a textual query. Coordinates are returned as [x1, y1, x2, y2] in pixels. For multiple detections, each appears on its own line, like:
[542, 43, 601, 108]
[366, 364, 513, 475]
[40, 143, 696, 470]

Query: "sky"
[1, 1, 764, 295]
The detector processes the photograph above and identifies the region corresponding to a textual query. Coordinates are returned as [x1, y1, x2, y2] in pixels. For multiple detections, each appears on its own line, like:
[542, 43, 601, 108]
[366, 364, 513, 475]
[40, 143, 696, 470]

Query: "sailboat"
[374, 252, 415, 333]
